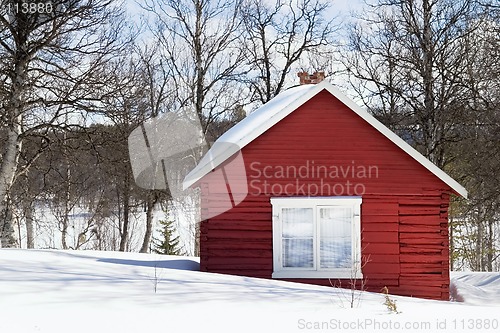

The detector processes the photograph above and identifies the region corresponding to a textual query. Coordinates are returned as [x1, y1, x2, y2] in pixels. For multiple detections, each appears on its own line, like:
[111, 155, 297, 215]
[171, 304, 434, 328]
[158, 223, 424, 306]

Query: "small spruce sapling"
[152, 216, 184, 255]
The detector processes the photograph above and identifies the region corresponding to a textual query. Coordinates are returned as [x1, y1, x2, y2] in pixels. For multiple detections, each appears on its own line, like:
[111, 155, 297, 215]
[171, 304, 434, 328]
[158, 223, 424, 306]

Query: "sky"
[125, 0, 368, 25]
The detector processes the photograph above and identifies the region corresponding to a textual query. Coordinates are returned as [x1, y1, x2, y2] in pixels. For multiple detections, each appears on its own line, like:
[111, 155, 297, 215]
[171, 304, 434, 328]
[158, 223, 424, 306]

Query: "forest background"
[0, 0, 498, 271]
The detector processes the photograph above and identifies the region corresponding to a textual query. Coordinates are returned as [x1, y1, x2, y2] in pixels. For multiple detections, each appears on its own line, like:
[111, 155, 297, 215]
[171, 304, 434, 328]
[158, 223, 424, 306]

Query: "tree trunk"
[24, 201, 35, 249]
[0, 127, 22, 248]
[420, 0, 440, 167]
[61, 143, 71, 250]
[194, 221, 200, 257]
[1, 31, 29, 248]
[140, 195, 157, 253]
[119, 175, 130, 252]
[61, 215, 69, 250]
[476, 209, 483, 271]
[487, 218, 494, 272]
[194, 0, 206, 133]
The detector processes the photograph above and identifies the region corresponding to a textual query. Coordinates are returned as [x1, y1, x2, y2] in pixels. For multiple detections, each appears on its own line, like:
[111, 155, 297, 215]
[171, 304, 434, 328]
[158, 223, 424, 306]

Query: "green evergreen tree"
[152, 218, 183, 255]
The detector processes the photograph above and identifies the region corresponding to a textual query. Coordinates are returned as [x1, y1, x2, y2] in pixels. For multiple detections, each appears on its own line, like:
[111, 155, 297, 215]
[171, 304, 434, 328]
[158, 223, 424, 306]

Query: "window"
[271, 197, 362, 279]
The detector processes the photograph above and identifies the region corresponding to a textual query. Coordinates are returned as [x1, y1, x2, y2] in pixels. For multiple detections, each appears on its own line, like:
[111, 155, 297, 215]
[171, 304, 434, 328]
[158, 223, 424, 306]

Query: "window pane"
[282, 208, 313, 268]
[282, 208, 313, 238]
[319, 207, 352, 269]
[283, 239, 314, 268]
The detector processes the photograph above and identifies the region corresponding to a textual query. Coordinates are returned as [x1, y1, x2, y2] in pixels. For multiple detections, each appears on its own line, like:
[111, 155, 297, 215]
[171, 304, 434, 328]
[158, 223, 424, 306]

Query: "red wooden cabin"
[184, 79, 467, 300]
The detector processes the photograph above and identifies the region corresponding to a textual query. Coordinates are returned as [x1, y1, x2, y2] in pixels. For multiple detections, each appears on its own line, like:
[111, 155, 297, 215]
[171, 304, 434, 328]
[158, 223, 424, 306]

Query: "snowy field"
[0, 249, 498, 333]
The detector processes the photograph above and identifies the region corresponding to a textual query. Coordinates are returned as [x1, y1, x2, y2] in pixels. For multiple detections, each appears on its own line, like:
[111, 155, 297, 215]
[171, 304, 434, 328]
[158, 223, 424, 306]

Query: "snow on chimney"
[297, 71, 325, 85]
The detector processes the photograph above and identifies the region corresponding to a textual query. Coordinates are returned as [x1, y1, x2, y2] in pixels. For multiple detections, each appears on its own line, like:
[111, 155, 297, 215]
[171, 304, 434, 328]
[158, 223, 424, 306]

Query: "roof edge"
[184, 81, 468, 198]
[321, 84, 467, 198]
[183, 83, 324, 189]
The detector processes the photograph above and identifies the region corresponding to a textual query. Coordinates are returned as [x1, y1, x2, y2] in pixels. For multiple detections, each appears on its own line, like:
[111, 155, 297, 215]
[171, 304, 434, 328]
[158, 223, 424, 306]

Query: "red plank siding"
[199, 90, 453, 300]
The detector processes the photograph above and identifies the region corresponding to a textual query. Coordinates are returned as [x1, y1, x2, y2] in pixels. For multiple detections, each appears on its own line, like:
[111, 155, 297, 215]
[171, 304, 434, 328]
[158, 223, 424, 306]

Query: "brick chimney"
[297, 71, 325, 85]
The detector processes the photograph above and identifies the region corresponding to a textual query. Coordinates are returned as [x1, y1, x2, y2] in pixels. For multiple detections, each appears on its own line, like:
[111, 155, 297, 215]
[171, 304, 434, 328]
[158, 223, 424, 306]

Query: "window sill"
[272, 270, 363, 279]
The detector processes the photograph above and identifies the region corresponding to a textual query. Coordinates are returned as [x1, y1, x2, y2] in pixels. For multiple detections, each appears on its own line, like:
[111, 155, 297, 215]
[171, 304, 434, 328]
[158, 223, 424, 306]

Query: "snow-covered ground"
[450, 271, 500, 305]
[0, 249, 498, 333]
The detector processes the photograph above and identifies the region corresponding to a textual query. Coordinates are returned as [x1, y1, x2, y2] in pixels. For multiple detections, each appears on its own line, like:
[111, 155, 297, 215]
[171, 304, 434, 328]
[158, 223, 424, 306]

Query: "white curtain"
[281, 208, 314, 268]
[319, 207, 352, 269]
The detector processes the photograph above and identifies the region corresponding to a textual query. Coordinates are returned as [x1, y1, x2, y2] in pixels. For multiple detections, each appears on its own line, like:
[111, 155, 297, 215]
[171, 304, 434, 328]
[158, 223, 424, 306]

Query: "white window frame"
[271, 197, 362, 279]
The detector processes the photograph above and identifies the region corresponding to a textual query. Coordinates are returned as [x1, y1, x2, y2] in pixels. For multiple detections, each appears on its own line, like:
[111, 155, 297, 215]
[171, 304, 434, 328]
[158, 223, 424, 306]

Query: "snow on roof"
[183, 81, 467, 198]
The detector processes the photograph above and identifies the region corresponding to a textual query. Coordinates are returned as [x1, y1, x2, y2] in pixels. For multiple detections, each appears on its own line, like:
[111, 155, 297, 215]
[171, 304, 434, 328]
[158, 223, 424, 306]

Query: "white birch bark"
[0, 122, 22, 247]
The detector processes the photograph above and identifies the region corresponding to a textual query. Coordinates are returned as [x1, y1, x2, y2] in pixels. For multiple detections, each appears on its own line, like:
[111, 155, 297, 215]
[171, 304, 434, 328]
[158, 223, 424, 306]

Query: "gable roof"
[183, 81, 467, 198]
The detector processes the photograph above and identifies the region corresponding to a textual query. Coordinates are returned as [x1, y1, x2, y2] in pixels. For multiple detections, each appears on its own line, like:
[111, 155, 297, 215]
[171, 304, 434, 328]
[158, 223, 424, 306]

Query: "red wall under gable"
[199, 90, 452, 300]
[244, 90, 449, 196]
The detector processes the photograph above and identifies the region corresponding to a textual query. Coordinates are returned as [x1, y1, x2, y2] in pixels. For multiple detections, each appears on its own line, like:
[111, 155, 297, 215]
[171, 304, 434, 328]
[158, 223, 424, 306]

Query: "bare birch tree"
[0, 0, 127, 247]
[140, 0, 248, 255]
[341, 0, 483, 168]
[448, 4, 500, 271]
[142, 0, 246, 134]
[343, 0, 500, 270]
[240, 0, 337, 104]
[134, 44, 173, 253]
